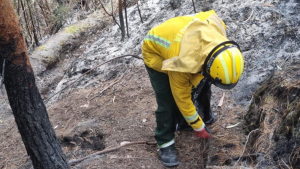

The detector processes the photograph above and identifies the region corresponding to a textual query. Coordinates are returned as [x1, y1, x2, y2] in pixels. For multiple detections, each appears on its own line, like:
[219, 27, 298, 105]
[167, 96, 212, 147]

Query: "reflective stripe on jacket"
[142, 10, 227, 130]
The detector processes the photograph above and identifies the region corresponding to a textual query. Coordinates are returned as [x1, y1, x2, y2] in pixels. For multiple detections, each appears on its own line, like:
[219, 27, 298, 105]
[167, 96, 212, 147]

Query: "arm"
[168, 71, 204, 130]
[168, 71, 210, 139]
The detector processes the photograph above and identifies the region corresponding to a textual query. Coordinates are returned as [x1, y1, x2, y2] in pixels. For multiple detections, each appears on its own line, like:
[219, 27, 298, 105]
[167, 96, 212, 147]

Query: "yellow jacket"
[142, 10, 228, 130]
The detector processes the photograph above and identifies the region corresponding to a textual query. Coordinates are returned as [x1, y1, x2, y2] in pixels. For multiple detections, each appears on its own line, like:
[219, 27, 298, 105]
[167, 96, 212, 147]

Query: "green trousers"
[145, 65, 213, 147]
[145, 66, 181, 147]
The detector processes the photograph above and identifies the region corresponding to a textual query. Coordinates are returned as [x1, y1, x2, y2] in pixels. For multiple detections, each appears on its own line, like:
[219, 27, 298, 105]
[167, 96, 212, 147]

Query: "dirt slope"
[0, 0, 299, 168]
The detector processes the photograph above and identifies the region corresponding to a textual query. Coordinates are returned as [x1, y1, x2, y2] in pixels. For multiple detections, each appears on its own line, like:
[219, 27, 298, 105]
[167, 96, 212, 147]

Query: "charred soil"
[0, 0, 300, 169]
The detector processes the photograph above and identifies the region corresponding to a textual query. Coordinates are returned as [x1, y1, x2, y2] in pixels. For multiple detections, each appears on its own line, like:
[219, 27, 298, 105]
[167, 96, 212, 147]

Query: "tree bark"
[0, 0, 69, 169]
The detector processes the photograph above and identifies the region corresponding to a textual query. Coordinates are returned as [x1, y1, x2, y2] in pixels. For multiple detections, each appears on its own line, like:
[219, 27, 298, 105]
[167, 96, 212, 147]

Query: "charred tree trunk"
[38, 1, 49, 28]
[192, 0, 196, 13]
[123, 0, 129, 38]
[118, 0, 125, 41]
[17, 0, 21, 15]
[0, 0, 69, 169]
[136, 0, 143, 23]
[25, 0, 39, 46]
[20, 0, 33, 44]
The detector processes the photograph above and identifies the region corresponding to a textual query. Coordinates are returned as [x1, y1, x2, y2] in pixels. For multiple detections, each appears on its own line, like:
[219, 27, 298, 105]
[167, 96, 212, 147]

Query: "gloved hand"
[194, 126, 211, 139]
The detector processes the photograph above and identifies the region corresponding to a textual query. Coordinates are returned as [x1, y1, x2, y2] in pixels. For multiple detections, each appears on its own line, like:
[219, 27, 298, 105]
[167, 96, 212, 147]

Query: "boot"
[158, 144, 179, 167]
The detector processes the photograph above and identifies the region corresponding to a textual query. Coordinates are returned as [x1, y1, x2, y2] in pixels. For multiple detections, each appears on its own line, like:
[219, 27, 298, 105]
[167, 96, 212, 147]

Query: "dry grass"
[241, 63, 300, 168]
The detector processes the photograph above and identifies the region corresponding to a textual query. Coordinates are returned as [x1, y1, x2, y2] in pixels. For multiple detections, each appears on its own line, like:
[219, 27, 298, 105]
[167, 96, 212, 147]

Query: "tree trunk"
[25, 0, 39, 46]
[118, 0, 125, 41]
[135, 0, 143, 23]
[123, 0, 129, 38]
[20, 0, 33, 44]
[0, 0, 70, 169]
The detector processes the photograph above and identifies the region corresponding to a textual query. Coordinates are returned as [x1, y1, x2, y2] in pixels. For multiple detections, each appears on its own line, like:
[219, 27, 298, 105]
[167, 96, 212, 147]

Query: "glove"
[194, 126, 211, 139]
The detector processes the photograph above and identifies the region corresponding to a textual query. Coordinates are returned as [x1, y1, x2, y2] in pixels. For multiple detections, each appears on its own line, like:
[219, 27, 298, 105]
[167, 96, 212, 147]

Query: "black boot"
[158, 144, 179, 167]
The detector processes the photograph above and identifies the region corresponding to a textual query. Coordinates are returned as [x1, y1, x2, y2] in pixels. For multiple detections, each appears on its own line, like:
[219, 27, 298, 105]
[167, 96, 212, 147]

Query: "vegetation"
[0, 0, 69, 168]
[244, 63, 300, 168]
[13, 0, 144, 49]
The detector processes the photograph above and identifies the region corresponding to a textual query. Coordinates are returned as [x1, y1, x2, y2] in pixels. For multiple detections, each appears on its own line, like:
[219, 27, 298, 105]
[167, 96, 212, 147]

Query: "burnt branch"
[136, 0, 143, 23]
[69, 141, 156, 166]
[192, 0, 196, 13]
[124, 0, 129, 38]
[99, 0, 121, 28]
[118, 0, 125, 41]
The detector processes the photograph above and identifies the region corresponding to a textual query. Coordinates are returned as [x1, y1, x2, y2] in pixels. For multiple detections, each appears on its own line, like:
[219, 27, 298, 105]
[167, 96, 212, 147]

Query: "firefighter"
[142, 10, 244, 167]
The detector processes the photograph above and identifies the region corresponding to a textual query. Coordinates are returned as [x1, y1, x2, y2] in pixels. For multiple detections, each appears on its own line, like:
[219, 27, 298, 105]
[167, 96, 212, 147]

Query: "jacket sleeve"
[168, 71, 205, 130]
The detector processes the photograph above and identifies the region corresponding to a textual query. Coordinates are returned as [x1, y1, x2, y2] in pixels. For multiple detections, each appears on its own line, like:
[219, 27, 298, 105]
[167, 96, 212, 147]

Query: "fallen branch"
[89, 69, 130, 101]
[45, 54, 142, 103]
[244, 8, 254, 22]
[281, 159, 291, 169]
[225, 122, 241, 129]
[234, 128, 259, 166]
[68, 141, 156, 166]
[207, 166, 252, 169]
[217, 91, 225, 107]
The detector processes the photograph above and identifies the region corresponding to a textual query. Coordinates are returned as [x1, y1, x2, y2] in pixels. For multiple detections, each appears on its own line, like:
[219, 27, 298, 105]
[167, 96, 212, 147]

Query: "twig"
[289, 142, 297, 169]
[99, 0, 112, 16]
[207, 166, 252, 169]
[244, 8, 254, 23]
[234, 128, 259, 166]
[89, 69, 130, 101]
[192, 0, 196, 13]
[99, 0, 121, 28]
[136, 0, 143, 23]
[281, 159, 291, 169]
[45, 54, 142, 103]
[68, 141, 156, 166]
[17, 0, 35, 18]
[109, 157, 150, 160]
[217, 90, 225, 107]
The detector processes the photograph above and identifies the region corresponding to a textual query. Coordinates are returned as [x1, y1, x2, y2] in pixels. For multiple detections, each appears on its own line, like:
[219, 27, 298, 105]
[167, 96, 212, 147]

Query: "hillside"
[0, 0, 299, 168]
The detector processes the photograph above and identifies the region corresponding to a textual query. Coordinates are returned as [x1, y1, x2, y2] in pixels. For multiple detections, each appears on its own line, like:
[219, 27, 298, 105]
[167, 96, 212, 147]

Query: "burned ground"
[0, 0, 300, 168]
